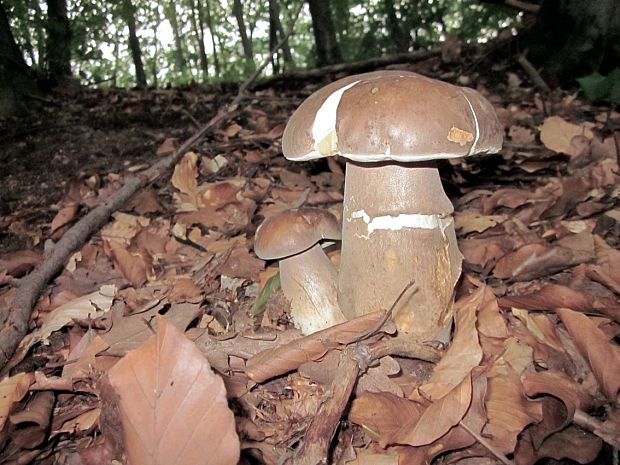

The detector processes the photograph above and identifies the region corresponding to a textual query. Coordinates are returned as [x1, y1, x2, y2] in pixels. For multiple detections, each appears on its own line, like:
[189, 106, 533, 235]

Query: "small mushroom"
[254, 208, 346, 334]
[281, 71, 503, 340]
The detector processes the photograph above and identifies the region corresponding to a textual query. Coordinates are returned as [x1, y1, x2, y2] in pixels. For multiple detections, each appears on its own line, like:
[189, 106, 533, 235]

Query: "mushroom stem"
[280, 244, 346, 334]
[338, 161, 462, 340]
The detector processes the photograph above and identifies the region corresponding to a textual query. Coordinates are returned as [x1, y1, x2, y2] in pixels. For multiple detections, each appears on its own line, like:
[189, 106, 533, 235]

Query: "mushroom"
[254, 208, 346, 334]
[281, 71, 503, 341]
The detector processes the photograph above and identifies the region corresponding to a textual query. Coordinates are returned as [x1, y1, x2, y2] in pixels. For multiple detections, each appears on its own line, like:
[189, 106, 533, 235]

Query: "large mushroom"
[282, 71, 503, 341]
[254, 208, 346, 334]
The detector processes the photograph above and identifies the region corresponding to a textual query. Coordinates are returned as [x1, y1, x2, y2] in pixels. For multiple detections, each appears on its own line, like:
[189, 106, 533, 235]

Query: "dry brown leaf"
[419, 285, 485, 399]
[454, 211, 507, 235]
[539, 116, 594, 155]
[349, 391, 424, 448]
[498, 284, 620, 321]
[51, 202, 79, 232]
[245, 311, 386, 383]
[17, 284, 116, 354]
[484, 367, 543, 453]
[171, 152, 200, 207]
[104, 318, 239, 465]
[0, 373, 34, 430]
[393, 372, 472, 446]
[493, 238, 594, 281]
[0, 249, 42, 277]
[557, 307, 620, 401]
[523, 370, 592, 426]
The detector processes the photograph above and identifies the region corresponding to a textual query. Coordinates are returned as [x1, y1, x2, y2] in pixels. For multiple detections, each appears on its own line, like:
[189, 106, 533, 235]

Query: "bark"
[269, 0, 294, 73]
[165, 2, 187, 75]
[526, 0, 620, 86]
[0, 0, 39, 116]
[189, 0, 209, 80]
[204, 0, 220, 75]
[232, 0, 255, 73]
[45, 0, 71, 82]
[307, 0, 343, 66]
[121, 0, 147, 88]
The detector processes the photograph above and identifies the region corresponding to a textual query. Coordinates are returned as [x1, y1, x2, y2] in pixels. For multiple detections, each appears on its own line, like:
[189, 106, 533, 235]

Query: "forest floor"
[0, 46, 619, 465]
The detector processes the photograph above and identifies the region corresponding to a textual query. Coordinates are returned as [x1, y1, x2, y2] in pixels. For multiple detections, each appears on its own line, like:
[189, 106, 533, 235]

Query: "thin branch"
[0, 3, 307, 373]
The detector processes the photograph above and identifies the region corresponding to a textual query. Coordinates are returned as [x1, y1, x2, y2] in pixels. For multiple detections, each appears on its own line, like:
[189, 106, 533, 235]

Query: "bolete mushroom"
[254, 208, 346, 334]
[281, 71, 503, 340]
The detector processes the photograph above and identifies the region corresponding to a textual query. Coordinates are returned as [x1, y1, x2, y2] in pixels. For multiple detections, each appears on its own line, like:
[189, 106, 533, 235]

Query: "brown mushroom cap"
[254, 208, 341, 260]
[282, 70, 503, 162]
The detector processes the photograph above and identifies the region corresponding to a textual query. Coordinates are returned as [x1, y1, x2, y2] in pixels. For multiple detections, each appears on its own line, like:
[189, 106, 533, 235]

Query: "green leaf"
[577, 68, 620, 104]
[577, 72, 610, 102]
[251, 272, 281, 316]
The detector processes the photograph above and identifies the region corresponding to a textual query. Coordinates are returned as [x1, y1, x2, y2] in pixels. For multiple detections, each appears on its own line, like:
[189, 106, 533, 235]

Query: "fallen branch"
[288, 345, 364, 465]
[253, 48, 441, 89]
[0, 1, 305, 373]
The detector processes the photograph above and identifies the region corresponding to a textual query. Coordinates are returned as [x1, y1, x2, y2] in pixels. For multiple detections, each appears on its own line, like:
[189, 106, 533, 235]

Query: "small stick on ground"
[289, 345, 365, 465]
[0, 1, 305, 373]
[517, 53, 551, 93]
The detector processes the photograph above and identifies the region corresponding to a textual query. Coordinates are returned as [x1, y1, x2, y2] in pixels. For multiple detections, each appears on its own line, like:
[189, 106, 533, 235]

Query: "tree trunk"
[384, 0, 410, 53]
[0, 0, 39, 116]
[307, 0, 343, 66]
[526, 0, 620, 86]
[45, 0, 71, 83]
[189, 0, 209, 80]
[121, 0, 147, 88]
[269, 0, 294, 73]
[165, 2, 187, 76]
[232, 0, 255, 74]
[204, 0, 220, 75]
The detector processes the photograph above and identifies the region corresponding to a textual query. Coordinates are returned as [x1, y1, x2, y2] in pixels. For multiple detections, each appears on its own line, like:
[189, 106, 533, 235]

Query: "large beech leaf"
[557, 307, 620, 401]
[349, 391, 425, 448]
[420, 285, 485, 399]
[393, 372, 472, 446]
[104, 318, 240, 465]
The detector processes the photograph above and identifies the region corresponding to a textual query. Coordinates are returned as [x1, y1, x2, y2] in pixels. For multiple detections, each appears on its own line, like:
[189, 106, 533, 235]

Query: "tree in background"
[232, 0, 255, 74]
[119, 0, 147, 88]
[45, 0, 71, 83]
[307, 0, 342, 66]
[0, 0, 39, 116]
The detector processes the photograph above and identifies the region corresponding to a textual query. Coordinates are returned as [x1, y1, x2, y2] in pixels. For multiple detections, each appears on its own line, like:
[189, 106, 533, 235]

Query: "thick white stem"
[279, 244, 346, 334]
[338, 161, 462, 340]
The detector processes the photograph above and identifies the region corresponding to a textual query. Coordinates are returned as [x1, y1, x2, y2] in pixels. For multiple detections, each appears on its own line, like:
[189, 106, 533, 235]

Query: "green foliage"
[5, 0, 519, 88]
[251, 272, 281, 316]
[577, 68, 620, 104]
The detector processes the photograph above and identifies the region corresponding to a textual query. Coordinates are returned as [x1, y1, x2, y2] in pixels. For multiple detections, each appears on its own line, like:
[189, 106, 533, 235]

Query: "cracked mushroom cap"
[282, 70, 503, 163]
[254, 208, 341, 260]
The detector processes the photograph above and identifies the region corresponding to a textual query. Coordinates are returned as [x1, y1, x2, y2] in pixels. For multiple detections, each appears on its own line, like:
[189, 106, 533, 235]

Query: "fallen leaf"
[17, 284, 116, 353]
[557, 307, 620, 401]
[539, 116, 594, 155]
[0, 373, 34, 430]
[104, 318, 240, 465]
[393, 373, 472, 446]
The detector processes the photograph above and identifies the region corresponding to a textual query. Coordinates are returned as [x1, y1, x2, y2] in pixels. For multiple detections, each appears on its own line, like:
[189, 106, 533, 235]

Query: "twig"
[459, 420, 515, 465]
[288, 345, 366, 465]
[254, 48, 441, 90]
[0, 3, 307, 373]
[517, 53, 551, 93]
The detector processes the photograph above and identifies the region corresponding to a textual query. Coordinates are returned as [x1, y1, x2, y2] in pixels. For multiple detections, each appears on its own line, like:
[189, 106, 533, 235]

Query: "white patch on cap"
[349, 209, 454, 238]
[461, 92, 480, 155]
[311, 81, 359, 152]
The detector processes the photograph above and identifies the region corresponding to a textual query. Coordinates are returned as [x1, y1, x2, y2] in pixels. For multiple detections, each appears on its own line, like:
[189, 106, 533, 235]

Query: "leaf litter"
[0, 56, 619, 465]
